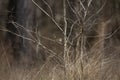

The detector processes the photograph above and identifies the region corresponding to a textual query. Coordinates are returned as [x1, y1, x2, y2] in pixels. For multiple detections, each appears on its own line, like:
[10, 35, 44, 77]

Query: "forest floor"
[0, 42, 120, 80]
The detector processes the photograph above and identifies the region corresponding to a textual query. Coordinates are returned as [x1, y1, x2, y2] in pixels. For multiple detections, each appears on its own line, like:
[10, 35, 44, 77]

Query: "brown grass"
[0, 40, 120, 80]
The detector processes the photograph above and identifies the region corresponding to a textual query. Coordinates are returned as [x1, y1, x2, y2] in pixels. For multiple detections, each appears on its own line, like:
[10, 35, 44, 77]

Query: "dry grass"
[0, 0, 120, 80]
[0, 40, 120, 80]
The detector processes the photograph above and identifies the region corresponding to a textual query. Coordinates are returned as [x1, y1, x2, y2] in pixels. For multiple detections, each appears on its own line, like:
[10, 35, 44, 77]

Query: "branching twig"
[32, 0, 64, 33]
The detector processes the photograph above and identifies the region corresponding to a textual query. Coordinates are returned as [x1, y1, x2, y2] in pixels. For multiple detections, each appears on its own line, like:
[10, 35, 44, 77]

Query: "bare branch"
[32, 0, 64, 33]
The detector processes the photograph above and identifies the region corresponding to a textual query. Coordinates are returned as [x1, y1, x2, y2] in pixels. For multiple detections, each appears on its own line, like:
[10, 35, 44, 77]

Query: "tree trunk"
[0, 0, 8, 41]
[15, 0, 35, 65]
[5, 0, 35, 66]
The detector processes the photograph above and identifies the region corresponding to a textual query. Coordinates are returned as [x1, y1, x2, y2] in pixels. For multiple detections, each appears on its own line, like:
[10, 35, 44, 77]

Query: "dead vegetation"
[0, 0, 120, 80]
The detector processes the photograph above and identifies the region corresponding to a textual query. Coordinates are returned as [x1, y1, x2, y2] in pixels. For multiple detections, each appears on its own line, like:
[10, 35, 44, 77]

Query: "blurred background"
[0, 0, 120, 80]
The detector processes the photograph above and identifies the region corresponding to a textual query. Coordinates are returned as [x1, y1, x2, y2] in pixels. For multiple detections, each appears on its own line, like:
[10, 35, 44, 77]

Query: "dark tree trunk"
[0, 0, 8, 41]
[6, 0, 35, 65]
[15, 0, 35, 65]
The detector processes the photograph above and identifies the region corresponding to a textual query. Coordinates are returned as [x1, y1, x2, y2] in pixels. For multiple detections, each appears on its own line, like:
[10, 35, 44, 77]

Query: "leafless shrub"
[0, 0, 120, 80]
